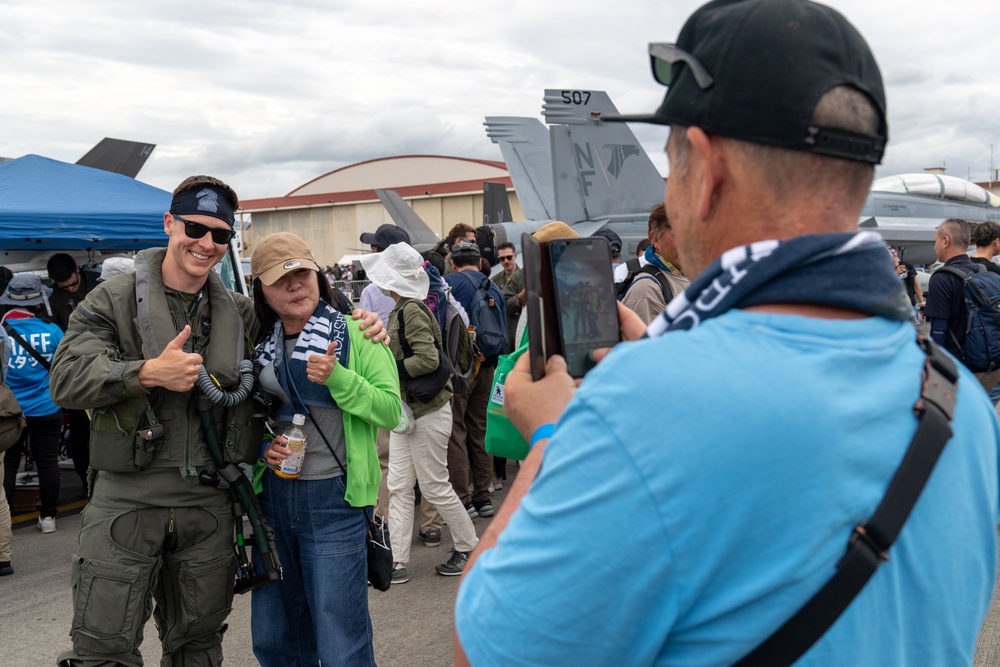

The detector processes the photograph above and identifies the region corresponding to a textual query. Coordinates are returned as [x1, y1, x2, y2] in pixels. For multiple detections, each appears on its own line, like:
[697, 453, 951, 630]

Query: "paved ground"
[1, 465, 514, 667]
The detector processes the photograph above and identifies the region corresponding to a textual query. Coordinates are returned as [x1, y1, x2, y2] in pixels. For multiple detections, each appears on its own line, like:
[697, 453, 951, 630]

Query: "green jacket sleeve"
[50, 281, 149, 409]
[397, 300, 441, 379]
[502, 269, 525, 319]
[323, 320, 401, 431]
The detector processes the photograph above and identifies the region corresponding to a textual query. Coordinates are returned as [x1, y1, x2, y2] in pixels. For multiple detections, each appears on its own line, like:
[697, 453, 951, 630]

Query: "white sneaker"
[37, 516, 56, 534]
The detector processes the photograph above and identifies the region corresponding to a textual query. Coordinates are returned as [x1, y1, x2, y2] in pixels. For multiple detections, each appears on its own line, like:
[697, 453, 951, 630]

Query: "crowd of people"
[4, 1, 1000, 665]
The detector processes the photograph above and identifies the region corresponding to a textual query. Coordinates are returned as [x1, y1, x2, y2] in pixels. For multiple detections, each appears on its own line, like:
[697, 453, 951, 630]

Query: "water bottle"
[274, 414, 307, 479]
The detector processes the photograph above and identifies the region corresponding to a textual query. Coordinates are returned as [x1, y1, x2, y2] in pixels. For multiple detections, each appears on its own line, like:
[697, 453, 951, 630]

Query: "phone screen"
[548, 238, 621, 377]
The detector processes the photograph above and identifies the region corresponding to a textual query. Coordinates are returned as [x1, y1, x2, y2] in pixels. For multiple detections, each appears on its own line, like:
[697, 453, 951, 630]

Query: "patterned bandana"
[643, 244, 684, 277]
[256, 301, 351, 422]
[169, 184, 236, 226]
[646, 231, 912, 338]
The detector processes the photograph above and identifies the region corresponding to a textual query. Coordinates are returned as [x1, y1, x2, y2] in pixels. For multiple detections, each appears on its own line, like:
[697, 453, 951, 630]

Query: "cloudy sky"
[2, 0, 998, 201]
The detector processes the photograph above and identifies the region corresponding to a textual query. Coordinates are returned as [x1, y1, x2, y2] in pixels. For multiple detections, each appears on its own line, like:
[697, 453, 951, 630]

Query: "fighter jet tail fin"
[483, 182, 513, 226]
[374, 189, 441, 252]
[76, 138, 156, 178]
[542, 89, 664, 222]
[484, 117, 554, 221]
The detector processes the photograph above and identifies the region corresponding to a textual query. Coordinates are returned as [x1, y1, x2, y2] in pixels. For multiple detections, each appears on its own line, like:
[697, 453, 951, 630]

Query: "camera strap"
[735, 336, 958, 666]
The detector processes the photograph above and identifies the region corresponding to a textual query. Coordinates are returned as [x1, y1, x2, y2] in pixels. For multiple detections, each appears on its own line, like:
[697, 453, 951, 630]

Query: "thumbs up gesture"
[307, 341, 339, 384]
[137, 326, 205, 392]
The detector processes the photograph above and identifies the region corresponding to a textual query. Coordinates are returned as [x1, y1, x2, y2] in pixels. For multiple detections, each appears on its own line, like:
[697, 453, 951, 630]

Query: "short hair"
[497, 242, 516, 254]
[447, 223, 475, 247]
[252, 271, 339, 333]
[422, 250, 445, 275]
[973, 221, 1000, 247]
[636, 239, 651, 256]
[452, 252, 480, 269]
[47, 253, 78, 283]
[670, 86, 878, 202]
[938, 218, 972, 249]
[173, 175, 239, 210]
[648, 203, 670, 238]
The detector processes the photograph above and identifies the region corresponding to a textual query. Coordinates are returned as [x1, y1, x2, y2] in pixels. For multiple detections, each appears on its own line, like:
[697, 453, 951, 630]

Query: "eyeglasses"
[56, 271, 80, 289]
[173, 214, 236, 245]
[649, 43, 714, 90]
[499, 255, 515, 262]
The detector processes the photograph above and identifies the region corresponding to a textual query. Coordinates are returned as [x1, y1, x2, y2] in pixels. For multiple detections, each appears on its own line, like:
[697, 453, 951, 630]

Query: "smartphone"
[521, 233, 548, 381]
[547, 237, 621, 378]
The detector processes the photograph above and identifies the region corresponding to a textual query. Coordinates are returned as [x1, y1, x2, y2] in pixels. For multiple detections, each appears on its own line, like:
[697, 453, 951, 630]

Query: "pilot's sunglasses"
[499, 255, 515, 262]
[174, 214, 236, 245]
[649, 43, 714, 90]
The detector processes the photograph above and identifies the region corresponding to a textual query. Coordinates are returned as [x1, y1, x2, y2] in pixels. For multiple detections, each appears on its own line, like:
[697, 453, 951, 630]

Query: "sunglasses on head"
[648, 42, 714, 90]
[174, 214, 236, 245]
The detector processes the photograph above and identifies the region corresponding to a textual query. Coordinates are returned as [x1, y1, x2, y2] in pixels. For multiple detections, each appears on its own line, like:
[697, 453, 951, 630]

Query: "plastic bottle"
[274, 414, 307, 479]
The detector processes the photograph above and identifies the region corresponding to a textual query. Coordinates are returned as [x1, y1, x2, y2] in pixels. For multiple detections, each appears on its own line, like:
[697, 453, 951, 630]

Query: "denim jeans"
[252, 472, 375, 667]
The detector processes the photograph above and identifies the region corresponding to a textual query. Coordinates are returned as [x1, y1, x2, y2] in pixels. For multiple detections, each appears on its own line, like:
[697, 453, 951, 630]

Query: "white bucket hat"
[360, 243, 429, 300]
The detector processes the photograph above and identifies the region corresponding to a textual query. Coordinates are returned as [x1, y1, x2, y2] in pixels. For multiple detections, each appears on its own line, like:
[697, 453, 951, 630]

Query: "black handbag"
[366, 509, 393, 591]
[397, 301, 452, 403]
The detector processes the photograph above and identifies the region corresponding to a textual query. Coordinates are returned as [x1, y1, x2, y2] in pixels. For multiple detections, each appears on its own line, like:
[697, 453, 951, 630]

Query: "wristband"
[259, 434, 274, 460]
[529, 423, 555, 449]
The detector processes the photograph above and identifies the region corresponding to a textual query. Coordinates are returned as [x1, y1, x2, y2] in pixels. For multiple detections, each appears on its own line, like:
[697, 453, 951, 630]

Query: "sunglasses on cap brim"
[649, 43, 714, 90]
[173, 214, 236, 245]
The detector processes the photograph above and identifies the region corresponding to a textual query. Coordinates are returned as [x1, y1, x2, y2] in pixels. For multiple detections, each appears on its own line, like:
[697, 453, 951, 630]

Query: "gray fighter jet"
[859, 173, 1000, 264]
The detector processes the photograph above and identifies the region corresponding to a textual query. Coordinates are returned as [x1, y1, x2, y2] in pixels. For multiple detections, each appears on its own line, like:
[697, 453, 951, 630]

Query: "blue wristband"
[529, 423, 555, 449]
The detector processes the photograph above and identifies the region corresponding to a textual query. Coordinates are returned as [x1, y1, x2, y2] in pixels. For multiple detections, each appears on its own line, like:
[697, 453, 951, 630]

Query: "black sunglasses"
[648, 43, 714, 90]
[174, 214, 236, 245]
[499, 255, 515, 261]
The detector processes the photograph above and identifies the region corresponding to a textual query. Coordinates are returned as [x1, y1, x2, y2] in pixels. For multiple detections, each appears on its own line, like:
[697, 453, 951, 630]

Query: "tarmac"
[0, 462, 515, 667]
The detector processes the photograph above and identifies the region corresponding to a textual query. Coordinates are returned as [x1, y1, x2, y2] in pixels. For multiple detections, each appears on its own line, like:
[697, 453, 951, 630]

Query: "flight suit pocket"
[176, 554, 235, 639]
[69, 555, 153, 656]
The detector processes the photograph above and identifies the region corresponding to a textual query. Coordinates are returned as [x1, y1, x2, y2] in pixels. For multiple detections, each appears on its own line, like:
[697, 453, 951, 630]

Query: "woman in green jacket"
[361, 242, 479, 585]
[251, 232, 400, 667]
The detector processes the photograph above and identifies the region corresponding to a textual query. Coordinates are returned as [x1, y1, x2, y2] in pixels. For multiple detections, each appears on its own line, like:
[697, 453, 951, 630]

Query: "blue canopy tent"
[0, 154, 169, 250]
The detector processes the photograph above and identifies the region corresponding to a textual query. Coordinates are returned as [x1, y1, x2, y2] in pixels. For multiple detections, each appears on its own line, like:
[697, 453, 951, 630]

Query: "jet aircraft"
[1, 137, 156, 177]
[379, 89, 992, 270]
[859, 173, 1000, 264]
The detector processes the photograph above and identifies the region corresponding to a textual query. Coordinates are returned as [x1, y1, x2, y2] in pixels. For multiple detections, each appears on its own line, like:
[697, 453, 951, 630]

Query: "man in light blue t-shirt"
[454, 2, 1000, 665]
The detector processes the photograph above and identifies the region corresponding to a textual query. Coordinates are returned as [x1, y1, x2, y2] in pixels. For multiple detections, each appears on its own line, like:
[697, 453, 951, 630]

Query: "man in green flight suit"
[50, 175, 384, 667]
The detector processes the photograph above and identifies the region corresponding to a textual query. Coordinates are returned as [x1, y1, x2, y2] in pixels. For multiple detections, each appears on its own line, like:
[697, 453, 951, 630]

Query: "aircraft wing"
[76, 138, 156, 178]
[374, 189, 440, 251]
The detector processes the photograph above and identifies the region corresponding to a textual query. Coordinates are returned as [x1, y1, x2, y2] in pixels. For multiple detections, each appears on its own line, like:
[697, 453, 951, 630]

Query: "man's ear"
[163, 212, 172, 235]
[687, 127, 726, 222]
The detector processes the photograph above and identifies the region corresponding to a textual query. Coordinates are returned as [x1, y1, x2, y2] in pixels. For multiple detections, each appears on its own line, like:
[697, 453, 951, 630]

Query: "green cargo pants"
[57, 496, 235, 667]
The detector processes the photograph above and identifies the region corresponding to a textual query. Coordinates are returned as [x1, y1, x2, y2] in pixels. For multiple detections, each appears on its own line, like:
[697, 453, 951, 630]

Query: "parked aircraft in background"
[859, 173, 1000, 265]
[1, 137, 155, 177]
[377, 88, 998, 271]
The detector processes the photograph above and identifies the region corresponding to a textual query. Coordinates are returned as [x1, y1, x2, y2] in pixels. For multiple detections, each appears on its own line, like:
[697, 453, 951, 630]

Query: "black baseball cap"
[593, 229, 623, 255]
[360, 224, 411, 250]
[606, 0, 887, 164]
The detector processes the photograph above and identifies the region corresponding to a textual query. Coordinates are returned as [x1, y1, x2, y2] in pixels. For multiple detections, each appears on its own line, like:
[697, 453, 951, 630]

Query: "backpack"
[458, 272, 508, 363]
[938, 264, 1000, 371]
[616, 263, 674, 304]
[442, 299, 476, 394]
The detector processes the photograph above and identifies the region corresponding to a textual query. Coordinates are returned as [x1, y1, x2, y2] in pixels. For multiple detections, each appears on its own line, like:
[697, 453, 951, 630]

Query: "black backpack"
[937, 264, 1000, 371]
[616, 263, 674, 304]
[458, 271, 508, 363]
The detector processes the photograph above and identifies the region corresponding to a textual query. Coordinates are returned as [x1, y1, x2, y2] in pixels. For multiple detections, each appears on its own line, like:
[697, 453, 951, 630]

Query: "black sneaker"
[473, 500, 495, 518]
[435, 549, 469, 576]
[419, 528, 442, 547]
[465, 503, 479, 519]
[0, 561, 12, 576]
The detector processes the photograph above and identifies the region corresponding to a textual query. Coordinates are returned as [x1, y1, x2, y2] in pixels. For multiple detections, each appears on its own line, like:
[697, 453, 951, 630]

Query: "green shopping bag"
[485, 333, 529, 461]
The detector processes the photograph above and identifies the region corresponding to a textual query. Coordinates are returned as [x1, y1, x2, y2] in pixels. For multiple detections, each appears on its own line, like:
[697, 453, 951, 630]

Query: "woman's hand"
[264, 435, 290, 467]
[307, 342, 339, 384]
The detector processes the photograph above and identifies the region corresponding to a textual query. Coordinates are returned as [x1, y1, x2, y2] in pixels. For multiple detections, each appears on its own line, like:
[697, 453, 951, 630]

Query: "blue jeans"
[251, 473, 375, 667]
